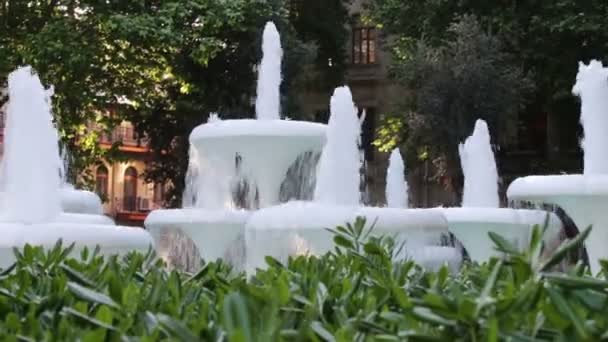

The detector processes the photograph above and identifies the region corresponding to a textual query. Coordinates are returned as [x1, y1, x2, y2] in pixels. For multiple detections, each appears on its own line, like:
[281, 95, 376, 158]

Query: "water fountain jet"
[245, 87, 448, 274]
[445, 119, 561, 262]
[508, 60, 608, 274]
[0, 67, 152, 267]
[145, 22, 326, 269]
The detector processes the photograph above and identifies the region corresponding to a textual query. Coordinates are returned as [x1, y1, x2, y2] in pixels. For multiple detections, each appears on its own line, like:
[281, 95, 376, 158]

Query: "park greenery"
[0, 0, 350, 205]
[368, 0, 608, 190]
[0, 218, 606, 340]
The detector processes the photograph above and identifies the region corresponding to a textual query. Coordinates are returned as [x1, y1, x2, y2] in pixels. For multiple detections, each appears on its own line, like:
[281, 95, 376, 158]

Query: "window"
[123, 167, 138, 211]
[95, 166, 109, 198]
[352, 27, 377, 65]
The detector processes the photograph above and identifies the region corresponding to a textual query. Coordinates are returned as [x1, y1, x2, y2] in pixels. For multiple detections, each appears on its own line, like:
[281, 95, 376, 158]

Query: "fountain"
[508, 60, 608, 274]
[445, 119, 561, 262]
[386, 149, 408, 208]
[145, 22, 326, 268]
[245, 87, 448, 274]
[384, 149, 462, 271]
[0, 66, 153, 268]
[55, 148, 114, 224]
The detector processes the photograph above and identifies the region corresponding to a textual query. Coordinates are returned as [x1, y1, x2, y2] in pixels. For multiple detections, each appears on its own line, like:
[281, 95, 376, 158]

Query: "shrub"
[0, 218, 606, 340]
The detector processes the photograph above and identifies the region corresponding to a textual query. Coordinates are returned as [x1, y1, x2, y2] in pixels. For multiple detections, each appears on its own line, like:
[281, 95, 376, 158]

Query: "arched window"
[123, 167, 138, 211]
[95, 166, 109, 198]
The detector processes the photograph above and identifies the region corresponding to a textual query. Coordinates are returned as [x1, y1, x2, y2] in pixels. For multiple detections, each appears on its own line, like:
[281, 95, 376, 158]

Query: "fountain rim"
[190, 119, 327, 141]
[246, 201, 448, 231]
[507, 174, 608, 200]
[145, 208, 251, 226]
[443, 207, 561, 226]
[0, 221, 154, 246]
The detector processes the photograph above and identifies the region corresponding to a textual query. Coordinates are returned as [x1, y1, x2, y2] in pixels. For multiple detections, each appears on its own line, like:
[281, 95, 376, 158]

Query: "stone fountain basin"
[0, 187, 105, 216]
[190, 119, 327, 208]
[508, 174, 608, 274]
[145, 208, 251, 268]
[410, 246, 463, 273]
[0, 221, 154, 269]
[444, 207, 562, 263]
[245, 202, 448, 274]
[60, 187, 104, 215]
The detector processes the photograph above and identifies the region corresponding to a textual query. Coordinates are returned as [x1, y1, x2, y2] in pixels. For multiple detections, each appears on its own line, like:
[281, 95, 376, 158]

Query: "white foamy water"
[459, 119, 499, 207]
[314, 86, 361, 205]
[572, 60, 608, 175]
[182, 146, 201, 208]
[255, 22, 282, 121]
[0, 67, 62, 223]
[386, 148, 408, 208]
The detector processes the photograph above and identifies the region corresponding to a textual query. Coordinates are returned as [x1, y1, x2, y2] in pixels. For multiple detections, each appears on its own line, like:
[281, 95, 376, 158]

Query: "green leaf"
[545, 286, 588, 339]
[488, 232, 519, 255]
[411, 307, 456, 327]
[540, 226, 591, 272]
[184, 263, 209, 284]
[157, 313, 198, 342]
[333, 235, 354, 249]
[311, 321, 336, 342]
[61, 307, 117, 331]
[67, 282, 119, 309]
[61, 264, 96, 287]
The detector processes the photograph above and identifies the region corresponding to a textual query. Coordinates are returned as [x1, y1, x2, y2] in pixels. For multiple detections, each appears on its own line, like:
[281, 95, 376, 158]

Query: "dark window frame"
[352, 27, 377, 65]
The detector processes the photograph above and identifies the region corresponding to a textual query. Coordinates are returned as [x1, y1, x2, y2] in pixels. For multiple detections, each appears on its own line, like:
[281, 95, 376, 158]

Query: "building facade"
[297, 0, 582, 208]
[91, 120, 165, 226]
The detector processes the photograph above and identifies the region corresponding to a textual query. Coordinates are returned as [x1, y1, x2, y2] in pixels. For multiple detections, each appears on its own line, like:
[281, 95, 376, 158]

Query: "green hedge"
[0, 218, 606, 341]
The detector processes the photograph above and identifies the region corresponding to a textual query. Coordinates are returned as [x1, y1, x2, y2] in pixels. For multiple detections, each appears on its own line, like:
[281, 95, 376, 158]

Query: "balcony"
[94, 123, 150, 152]
[116, 196, 162, 213]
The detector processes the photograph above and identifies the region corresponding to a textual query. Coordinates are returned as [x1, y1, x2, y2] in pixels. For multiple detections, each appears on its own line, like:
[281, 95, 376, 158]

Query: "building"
[91, 120, 165, 226]
[0, 102, 163, 226]
[296, 0, 583, 208]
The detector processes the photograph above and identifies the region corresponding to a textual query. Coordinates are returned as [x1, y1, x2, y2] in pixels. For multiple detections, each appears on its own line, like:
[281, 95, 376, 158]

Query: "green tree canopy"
[369, 0, 608, 193]
[0, 0, 351, 205]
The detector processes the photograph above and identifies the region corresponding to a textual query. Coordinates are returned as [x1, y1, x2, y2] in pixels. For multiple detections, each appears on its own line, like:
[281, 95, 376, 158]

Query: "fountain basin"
[60, 187, 104, 215]
[444, 207, 562, 263]
[57, 213, 115, 225]
[0, 222, 153, 269]
[190, 120, 326, 208]
[508, 175, 608, 274]
[145, 208, 251, 268]
[245, 202, 448, 274]
[409, 246, 463, 273]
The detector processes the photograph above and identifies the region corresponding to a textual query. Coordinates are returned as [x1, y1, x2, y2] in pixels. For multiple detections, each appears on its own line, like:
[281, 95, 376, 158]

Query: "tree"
[369, 0, 608, 193]
[374, 16, 530, 197]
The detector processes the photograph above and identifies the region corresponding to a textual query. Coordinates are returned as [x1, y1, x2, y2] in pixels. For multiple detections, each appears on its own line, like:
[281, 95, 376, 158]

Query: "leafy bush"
[0, 218, 606, 341]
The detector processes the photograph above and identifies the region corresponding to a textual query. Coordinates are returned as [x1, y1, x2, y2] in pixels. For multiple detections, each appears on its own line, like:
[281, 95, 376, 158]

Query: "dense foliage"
[368, 0, 608, 187]
[0, 0, 351, 202]
[0, 219, 606, 340]
[373, 16, 530, 192]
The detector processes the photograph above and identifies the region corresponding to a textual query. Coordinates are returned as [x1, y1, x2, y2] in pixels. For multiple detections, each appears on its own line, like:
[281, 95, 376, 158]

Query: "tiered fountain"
[445, 120, 562, 262]
[508, 60, 608, 274]
[145, 22, 327, 268]
[245, 86, 448, 273]
[0, 66, 153, 268]
[385, 149, 462, 272]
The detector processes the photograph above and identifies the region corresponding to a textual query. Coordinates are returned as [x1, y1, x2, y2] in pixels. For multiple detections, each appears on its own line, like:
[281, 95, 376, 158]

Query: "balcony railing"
[116, 196, 162, 213]
[92, 123, 150, 147]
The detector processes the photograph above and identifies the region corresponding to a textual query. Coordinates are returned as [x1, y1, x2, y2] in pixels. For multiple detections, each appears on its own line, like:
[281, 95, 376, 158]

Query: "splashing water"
[255, 22, 282, 121]
[459, 119, 499, 207]
[572, 60, 608, 175]
[314, 86, 361, 205]
[1, 67, 62, 222]
[182, 146, 201, 208]
[386, 149, 408, 208]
